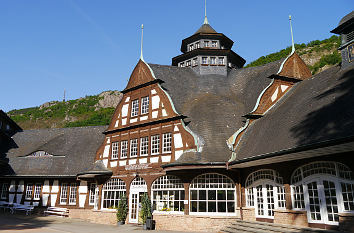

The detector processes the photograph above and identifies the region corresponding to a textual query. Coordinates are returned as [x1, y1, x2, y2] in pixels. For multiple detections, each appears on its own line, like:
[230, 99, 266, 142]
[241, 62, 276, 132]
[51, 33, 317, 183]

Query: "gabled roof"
[1, 125, 106, 177]
[149, 60, 282, 165]
[233, 65, 354, 162]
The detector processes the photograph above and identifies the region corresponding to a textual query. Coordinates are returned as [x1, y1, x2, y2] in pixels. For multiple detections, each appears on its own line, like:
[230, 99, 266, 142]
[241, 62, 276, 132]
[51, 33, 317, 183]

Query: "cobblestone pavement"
[0, 213, 206, 233]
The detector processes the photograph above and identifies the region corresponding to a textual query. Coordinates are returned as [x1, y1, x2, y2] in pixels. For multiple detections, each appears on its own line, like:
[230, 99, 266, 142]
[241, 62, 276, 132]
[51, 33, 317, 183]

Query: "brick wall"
[241, 207, 255, 221]
[339, 213, 354, 232]
[273, 209, 308, 227]
[69, 209, 117, 225]
[153, 213, 239, 232]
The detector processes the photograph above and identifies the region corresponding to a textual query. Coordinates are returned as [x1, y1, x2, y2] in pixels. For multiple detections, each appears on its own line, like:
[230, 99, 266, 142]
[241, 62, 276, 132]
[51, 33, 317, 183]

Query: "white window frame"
[210, 57, 216, 65]
[60, 183, 68, 204]
[111, 142, 119, 159]
[25, 183, 33, 200]
[202, 57, 208, 64]
[130, 138, 138, 157]
[68, 183, 77, 205]
[140, 136, 149, 156]
[131, 99, 139, 117]
[218, 57, 225, 65]
[151, 135, 160, 155]
[204, 41, 209, 47]
[162, 133, 172, 153]
[101, 178, 126, 209]
[186, 60, 191, 67]
[211, 41, 217, 47]
[141, 96, 149, 115]
[121, 140, 128, 158]
[189, 173, 236, 216]
[89, 183, 96, 205]
[195, 42, 200, 49]
[192, 58, 198, 66]
[0, 183, 8, 199]
[33, 184, 41, 200]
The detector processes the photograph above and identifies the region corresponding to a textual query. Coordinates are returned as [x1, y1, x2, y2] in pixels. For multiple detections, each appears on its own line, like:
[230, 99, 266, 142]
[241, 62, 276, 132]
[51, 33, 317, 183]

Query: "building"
[0, 10, 353, 232]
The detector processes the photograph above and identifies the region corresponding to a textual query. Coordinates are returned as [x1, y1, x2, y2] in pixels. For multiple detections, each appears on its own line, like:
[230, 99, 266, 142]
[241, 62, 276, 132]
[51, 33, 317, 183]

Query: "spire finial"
[289, 15, 295, 53]
[140, 24, 144, 61]
[204, 0, 209, 24]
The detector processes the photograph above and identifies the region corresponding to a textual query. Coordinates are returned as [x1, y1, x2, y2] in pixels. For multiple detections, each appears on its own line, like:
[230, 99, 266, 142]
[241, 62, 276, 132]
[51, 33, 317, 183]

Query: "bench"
[44, 207, 69, 217]
[10, 203, 34, 215]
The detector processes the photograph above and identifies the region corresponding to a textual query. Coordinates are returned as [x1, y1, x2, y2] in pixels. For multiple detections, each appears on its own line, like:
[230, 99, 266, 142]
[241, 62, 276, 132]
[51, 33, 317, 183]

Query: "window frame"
[33, 183, 41, 200]
[111, 141, 119, 159]
[130, 138, 138, 158]
[101, 178, 126, 209]
[68, 183, 77, 205]
[25, 183, 33, 200]
[141, 96, 149, 115]
[89, 183, 96, 206]
[140, 136, 149, 156]
[151, 135, 160, 155]
[121, 140, 128, 158]
[60, 183, 68, 205]
[0, 183, 8, 200]
[162, 133, 172, 153]
[131, 99, 139, 117]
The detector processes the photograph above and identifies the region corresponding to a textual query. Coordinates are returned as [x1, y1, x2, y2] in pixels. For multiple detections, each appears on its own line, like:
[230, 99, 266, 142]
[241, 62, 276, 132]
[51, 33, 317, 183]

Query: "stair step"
[224, 223, 299, 233]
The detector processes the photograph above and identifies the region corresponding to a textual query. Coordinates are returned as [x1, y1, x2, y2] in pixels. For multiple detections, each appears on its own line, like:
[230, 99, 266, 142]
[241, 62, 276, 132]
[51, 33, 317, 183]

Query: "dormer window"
[211, 41, 217, 47]
[219, 57, 225, 65]
[29, 151, 53, 157]
[131, 99, 139, 117]
[210, 57, 216, 65]
[202, 57, 208, 64]
[204, 41, 209, 47]
[195, 42, 200, 49]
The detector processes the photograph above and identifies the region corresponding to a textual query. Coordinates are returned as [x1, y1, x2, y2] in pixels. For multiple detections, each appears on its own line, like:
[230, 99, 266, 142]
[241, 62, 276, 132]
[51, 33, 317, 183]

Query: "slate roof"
[0, 126, 106, 177]
[149, 60, 282, 165]
[194, 23, 218, 34]
[234, 65, 354, 161]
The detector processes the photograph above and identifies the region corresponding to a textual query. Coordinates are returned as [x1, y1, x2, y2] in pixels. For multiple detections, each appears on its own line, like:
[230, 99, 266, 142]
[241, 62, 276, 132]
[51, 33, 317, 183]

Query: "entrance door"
[129, 177, 147, 224]
[305, 179, 339, 225]
[255, 184, 275, 218]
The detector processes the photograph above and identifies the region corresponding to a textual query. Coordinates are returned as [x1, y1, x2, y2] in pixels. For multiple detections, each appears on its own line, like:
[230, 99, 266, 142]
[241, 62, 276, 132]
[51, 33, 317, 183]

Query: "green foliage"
[116, 196, 128, 222]
[309, 51, 342, 74]
[245, 35, 341, 68]
[64, 108, 115, 127]
[140, 193, 152, 224]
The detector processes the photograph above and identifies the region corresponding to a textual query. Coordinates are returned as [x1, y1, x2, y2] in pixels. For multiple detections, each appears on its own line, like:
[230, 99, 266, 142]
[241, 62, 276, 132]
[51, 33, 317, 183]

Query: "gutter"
[162, 161, 226, 169]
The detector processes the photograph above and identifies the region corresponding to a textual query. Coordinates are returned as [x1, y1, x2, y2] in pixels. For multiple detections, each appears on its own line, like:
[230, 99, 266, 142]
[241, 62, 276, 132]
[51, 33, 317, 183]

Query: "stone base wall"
[153, 213, 239, 232]
[339, 213, 354, 232]
[69, 209, 117, 225]
[240, 207, 255, 221]
[273, 210, 308, 227]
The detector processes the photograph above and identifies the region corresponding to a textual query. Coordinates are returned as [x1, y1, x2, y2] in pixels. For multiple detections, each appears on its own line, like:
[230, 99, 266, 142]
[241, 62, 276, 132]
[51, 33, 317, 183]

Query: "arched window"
[245, 169, 285, 218]
[102, 178, 126, 209]
[290, 161, 354, 225]
[190, 173, 236, 215]
[151, 175, 185, 213]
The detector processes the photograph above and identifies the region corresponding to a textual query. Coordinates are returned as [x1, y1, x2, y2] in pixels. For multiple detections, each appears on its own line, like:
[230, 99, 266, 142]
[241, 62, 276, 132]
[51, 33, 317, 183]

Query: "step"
[224, 222, 300, 233]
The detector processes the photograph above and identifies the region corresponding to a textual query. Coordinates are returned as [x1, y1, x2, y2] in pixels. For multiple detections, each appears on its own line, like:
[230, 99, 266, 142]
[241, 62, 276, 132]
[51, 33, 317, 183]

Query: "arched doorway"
[291, 161, 354, 225]
[245, 169, 285, 219]
[129, 177, 147, 223]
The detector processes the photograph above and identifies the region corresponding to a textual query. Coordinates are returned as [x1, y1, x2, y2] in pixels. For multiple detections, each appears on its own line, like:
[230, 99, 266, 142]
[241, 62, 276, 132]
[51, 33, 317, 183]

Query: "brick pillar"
[284, 184, 292, 210]
[183, 183, 189, 215]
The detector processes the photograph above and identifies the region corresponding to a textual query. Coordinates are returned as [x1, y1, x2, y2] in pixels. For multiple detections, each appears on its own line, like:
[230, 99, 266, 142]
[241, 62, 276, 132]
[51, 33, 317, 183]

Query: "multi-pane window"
[0, 183, 8, 199]
[202, 57, 208, 64]
[34, 184, 41, 200]
[130, 139, 138, 157]
[246, 188, 254, 207]
[186, 60, 191, 67]
[141, 96, 149, 115]
[25, 184, 33, 200]
[102, 178, 126, 209]
[210, 57, 216, 65]
[189, 44, 194, 51]
[89, 183, 96, 205]
[131, 99, 139, 117]
[292, 185, 305, 209]
[195, 42, 200, 48]
[218, 57, 224, 65]
[69, 183, 77, 205]
[152, 175, 185, 212]
[204, 41, 209, 47]
[60, 183, 68, 204]
[151, 135, 160, 155]
[190, 173, 236, 214]
[193, 58, 198, 66]
[179, 62, 185, 67]
[111, 142, 119, 159]
[162, 133, 172, 153]
[341, 183, 354, 211]
[211, 41, 217, 47]
[140, 137, 149, 156]
[277, 186, 286, 209]
[121, 141, 128, 158]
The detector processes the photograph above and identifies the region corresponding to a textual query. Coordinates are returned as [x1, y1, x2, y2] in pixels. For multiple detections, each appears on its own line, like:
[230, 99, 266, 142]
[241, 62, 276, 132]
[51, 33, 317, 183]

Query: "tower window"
[219, 57, 225, 65]
[193, 58, 198, 66]
[186, 60, 191, 67]
[179, 62, 185, 67]
[211, 41, 217, 47]
[189, 44, 194, 51]
[131, 99, 139, 117]
[204, 41, 209, 47]
[202, 57, 208, 64]
[210, 57, 216, 65]
[195, 42, 200, 49]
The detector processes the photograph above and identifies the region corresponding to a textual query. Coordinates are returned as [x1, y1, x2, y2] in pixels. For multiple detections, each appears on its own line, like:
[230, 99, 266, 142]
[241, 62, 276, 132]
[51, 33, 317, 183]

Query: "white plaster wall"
[15, 194, 22, 204]
[152, 96, 160, 110]
[174, 133, 183, 148]
[42, 194, 49, 206]
[161, 156, 171, 163]
[9, 180, 16, 192]
[50, 194, 57, 207]
[9, 194, 15, 203]
[51, 180, 59, 193]
[281, 84, 289, 92]
[110, 161, 117, 167]
[79, 181, 87, 194]
[175, 150, 183, 160]
[139, 158, 147, 164]
[103, 145, 110, 158]
[43, 180, 50, 193]
[150, 157, 159, 163]
[79, 194, 86, 208]
[119, 161, 127, 166]
[122, 104, 129, 117]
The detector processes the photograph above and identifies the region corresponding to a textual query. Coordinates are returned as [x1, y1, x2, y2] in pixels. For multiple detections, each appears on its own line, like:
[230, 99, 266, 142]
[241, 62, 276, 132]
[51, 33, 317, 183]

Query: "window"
[186, 60, 191, 67]
[89, 183, 96, 205]
[102, 178, 126, 209]
[25, 184, 33, 200]
[292, 185, 305, 209]
[151, 135, 160, 155]
[189, 44, 194, 51]
[179, 62, 185, 67]
[60, 183, 68, 204]
[131, 99, 139, 117]
[277, 186, 286, 209]
[140, 137, 149, 156]
[69, 183, 77, 205]
[30, 151, 52, 157]
[218, 57, 224, 65]
[202, 57, 208, 64]
[190, 173, 235, 214]
[341, 183, 354, 211]
[193, 58, 198, 66]
[204, 41, 209, 47]
[162, 133, 172, 153]
[141, 96, 149, 114]
[246, 188, 254, 207]
[0, 183, 8, 199]
[152, 176, 185, 212]
[195, 42, 200, 49]
[111, 142, 119, 159]
[210, 57, 216, 65]
[34, 184, 41, 200]
[130, 139, 138, 157]
[121, 141, 128, 158]
[211, 41, 217, 47]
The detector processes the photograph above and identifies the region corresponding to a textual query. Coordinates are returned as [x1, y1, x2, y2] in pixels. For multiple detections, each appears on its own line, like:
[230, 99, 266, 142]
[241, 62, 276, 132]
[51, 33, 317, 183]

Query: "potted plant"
[140, 193, 152, 230]
[116, 196, 127, 225]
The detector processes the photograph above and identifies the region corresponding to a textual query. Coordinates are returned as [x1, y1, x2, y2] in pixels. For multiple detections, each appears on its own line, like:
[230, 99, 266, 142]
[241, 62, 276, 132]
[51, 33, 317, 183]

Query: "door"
[129, 191, 147, 223]
[305, 179, 340, 225]
[255, 184, 275, 218]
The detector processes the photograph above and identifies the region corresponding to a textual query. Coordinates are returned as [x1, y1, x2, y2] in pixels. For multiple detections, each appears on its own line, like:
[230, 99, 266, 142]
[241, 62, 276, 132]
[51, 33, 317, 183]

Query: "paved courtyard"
[0, 213, 205, 233]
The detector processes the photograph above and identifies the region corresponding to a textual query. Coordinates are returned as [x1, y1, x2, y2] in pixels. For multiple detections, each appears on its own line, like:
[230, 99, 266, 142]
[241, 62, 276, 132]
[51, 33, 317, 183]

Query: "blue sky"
[1, 0, 352, 112]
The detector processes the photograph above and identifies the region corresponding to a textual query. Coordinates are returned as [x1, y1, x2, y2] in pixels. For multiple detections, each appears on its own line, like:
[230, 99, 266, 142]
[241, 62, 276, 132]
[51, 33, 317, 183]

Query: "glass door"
[129, 193, 139, 223]
[255, 184, 275, 218]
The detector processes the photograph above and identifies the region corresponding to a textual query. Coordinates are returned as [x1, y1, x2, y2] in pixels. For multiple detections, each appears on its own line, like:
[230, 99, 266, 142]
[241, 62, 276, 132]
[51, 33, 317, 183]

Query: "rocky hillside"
[8, 36, 342, 130]
[8, 91, 122, 130]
